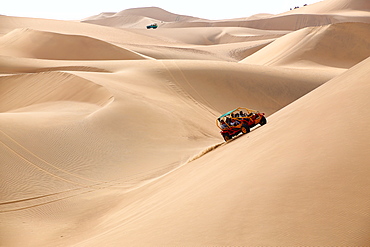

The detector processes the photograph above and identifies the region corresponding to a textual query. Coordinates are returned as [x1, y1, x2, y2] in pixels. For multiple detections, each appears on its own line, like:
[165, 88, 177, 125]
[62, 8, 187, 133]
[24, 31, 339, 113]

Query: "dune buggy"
[216, 107, 267, 141]
[146, 23, 158, 29]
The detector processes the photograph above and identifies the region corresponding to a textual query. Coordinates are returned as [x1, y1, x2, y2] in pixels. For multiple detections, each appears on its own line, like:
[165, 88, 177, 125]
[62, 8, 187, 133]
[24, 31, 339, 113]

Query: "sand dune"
[115, 7, 204, 22]
[86, 7, 203, 23]
[158, 0, 370, 30]
[130, 27, 288, 45]
[1, 0, 370, 246]
[123, 40, 274, 62]
[0, 28, 148, 60]
[82, 15, 159, 29]
[83, 7, 204, 29]
[0, 15, 173, 46]
[241, 22, 370, 69]
[0, 71, 113, 112]
[284, 0, 370, 14]
[0, 55, 114, 74]
[172, 12, 370, 30]
[122, 27, 288, 61]
[72, 56, 370, 246]
[160, 14, 339, 30]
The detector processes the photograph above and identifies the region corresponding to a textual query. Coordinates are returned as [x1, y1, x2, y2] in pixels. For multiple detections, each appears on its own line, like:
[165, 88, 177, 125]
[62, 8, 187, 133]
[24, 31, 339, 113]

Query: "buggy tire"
[241, 125, 250, 134]
[260, 116, 267, 126]
[223, 134, 231, 142]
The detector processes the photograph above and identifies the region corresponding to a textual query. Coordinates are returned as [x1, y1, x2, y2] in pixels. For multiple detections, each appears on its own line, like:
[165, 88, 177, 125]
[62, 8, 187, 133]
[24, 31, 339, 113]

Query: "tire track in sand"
[159, 60, 217, 117]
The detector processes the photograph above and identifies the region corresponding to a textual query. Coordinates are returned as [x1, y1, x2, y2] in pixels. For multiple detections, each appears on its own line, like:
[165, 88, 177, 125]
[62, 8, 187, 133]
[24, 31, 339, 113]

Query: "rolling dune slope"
[1, 0, 370, 246]
[0, 15, 172, 46]
[0, 28, 148, 60]
[130, 27, 288, 45]
[82, 15, 158, 29]
[122, 27, 288, 61]
[0, 72, 113, 112]
[241, 22, 370, 69]
[284, 0, 370, 14]
[66, 55, 370, 247]
[83, 7, 204, 28]
[159, 0, 370, 30]
[0, 60, 343, 246]
[161, 14, 339, 30]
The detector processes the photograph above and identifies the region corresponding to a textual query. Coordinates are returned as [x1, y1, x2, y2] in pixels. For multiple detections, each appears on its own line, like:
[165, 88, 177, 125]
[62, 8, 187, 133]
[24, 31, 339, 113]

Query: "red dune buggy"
[216, 107, 267, 141]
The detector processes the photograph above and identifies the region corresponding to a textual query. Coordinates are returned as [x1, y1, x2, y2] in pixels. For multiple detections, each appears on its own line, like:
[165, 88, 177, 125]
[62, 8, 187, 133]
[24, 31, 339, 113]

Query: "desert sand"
[1, 0, 370, 246]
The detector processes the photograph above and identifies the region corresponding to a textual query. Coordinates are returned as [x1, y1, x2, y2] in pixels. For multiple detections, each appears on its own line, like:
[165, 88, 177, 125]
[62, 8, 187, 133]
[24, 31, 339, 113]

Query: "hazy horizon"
[2, 0, 321, 20]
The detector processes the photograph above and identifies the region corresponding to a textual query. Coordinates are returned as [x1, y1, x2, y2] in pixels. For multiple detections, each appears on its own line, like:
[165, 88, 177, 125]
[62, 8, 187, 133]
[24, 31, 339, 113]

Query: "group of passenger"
[220, 118, 240, 129]
[219, 110, 253, 129]
[231, 110, 253, 118]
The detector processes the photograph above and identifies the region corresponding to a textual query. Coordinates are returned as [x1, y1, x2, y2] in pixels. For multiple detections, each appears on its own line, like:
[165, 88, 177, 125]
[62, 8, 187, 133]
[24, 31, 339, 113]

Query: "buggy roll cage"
[216, 107, 261, 130]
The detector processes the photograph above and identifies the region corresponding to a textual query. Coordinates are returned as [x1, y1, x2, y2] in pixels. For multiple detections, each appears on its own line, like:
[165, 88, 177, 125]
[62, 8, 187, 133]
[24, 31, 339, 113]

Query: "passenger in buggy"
[230, 119, 240, 126]
[220, 120, 228, 129]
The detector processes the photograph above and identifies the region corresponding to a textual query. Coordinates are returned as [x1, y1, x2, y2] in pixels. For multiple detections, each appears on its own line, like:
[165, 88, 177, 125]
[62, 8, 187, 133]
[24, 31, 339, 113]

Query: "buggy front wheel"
[223, 134, 231, 141]
[260, 116, 267, 126]
[241, 125, 250, 134]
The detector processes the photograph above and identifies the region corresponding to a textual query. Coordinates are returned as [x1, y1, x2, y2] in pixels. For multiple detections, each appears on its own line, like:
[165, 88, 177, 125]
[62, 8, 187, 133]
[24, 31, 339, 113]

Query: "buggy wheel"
[241, 125, 250, 134]
[223, 134, 231, 141]
[260, 116, 267, 126]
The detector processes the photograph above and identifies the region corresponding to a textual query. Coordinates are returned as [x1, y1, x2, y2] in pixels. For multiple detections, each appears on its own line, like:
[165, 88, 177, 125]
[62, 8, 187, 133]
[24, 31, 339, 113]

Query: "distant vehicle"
[216, 107, 267, 141]
[146, 23, 158, 29]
